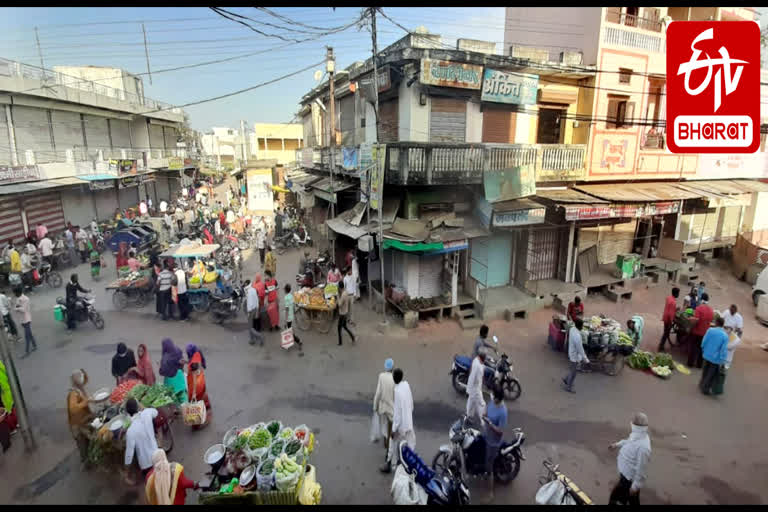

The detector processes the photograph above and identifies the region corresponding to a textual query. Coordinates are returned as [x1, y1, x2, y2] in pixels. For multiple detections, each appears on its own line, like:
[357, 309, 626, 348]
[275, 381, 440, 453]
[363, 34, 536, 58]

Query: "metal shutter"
[83, 114, 110, 157]
[164, 126, 178, 151]
[51, 110, 83, 159]
[379, 98, 399, 142]
[109, 118, 132, 151]
[23, 191, 66, 234]
[430, 97, 466, 142]
[482, 108, 516, 143]
[12, 105, 53, 162]
[526, 228, 565, 281]
[0, 111, 10, 165]
[0, 197, 25, 243]
[118, 184, 139, 210]
[340, 95, 355, 132]
[418, 254, 444, 298]
[149, 124, 165, 151]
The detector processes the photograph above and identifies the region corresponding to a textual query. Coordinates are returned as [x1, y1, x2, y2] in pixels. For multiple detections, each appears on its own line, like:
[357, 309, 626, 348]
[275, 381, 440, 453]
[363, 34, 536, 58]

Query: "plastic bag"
[369, 411, 382, 443]
[256, 459, 275, 492]
[535, 480, 576, 505]
[281, 328, 294, 350]
[181, 400, 206, 426]
[275, 466, 301, 492]
[391, 464, 427, 505]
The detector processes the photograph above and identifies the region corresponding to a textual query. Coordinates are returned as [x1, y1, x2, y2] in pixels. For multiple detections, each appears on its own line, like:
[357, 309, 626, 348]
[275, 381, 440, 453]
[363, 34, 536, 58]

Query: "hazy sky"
[0, 7, 505, 131]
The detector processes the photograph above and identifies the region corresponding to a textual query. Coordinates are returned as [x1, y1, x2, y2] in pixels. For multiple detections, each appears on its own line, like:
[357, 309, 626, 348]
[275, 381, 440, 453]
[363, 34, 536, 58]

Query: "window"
[536, 106, 566, 144]
[361, 118, 366, 128]
[227, 129, 234, 135]
[606, 95, 634, 129]
[618, 68, 632, 84]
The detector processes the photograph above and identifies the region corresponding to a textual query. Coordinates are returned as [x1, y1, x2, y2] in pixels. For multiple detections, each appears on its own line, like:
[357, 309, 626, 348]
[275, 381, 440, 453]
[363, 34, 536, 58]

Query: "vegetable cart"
[159, 243, 221, 313]
[562, 315, 634, 376]
[106, 269, 154, 310]
[294, 286, 337, 334]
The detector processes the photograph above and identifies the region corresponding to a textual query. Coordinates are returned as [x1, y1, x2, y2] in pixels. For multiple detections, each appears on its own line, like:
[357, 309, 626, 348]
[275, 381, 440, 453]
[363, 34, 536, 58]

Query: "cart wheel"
[317, 309, 333, 334]
[604, 353, 625, 376]
[136, 291, 151, 307]
[295, 308, 311, 331]
[192, 298, 210, 313]
[112, 291, 128, 311]
[48, 272, 63, 288]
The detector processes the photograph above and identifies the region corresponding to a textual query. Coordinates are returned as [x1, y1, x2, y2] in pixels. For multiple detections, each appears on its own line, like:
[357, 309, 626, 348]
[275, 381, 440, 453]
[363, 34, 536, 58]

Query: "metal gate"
[430, 97, 466, 142]
[379, 98, 399, 143]
[481, 107, 516, 143]
[0, 196, 26, 243]
[23, 191, 66, 234]
[526, 227, 567, 281]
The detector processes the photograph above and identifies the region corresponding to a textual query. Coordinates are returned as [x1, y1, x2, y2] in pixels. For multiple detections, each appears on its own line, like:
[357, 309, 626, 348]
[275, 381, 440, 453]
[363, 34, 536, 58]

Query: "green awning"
[382, 239, 443, 252]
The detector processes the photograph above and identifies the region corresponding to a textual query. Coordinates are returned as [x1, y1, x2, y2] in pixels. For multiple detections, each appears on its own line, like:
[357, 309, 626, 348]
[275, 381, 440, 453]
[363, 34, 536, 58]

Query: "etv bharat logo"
[667, 21, 760, 154]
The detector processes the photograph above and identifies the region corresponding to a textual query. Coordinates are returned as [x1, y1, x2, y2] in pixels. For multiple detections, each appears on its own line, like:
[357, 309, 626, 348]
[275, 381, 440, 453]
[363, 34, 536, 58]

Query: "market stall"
[549, 314, 635, 376]
[106, 267, 153, 310]
[293, 284, 337, 334]
[198, 421, 321, 505]
[160, 243, 222, 313]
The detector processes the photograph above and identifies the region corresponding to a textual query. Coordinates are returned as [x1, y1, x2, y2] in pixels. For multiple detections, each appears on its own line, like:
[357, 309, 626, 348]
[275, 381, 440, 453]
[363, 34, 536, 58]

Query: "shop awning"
[0, 176, 86, 195]
[382, 239, 443, 252]
[729, 179, 768, 193]
[325, 202, 370, 240]
[535, 188, 609, 204]
[286, 172, 322, 190]
[574, 182, 702, 202]
[310, 178, 356, 193]
[673, 183, 750, 207]
[680, 179, 768, 195]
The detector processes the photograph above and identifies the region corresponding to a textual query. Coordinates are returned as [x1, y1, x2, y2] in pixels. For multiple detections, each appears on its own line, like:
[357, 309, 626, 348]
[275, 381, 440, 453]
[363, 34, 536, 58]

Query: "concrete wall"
[131, 120, 150, 154]
[466, 101, 483, 143]
[92, 187, 118, 221]
[51, 110, 83, 156]
[83, 114, 110, 156]
[60, 186, 96, 226]
[742, 192, 768, 232]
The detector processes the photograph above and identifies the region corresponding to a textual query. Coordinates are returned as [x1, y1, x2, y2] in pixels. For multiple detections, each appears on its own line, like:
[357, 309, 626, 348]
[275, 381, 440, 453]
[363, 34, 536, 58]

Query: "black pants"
[3, 313, 17, 337]
[338, 314, 354, 345]
[259, 248, 265, 265]
[66, 301, 77, 330]
[286, 321, 301, 346]
[687, 334, 704, 368]
[609, 474, 640, 505]
[79, 249, 88, 263]
[157, 289, 172, 320]
[177, 219, 183, 231]
[177, 292, 189, 320]
[699, 360, 720, 394]
[658, 321, 673, 351]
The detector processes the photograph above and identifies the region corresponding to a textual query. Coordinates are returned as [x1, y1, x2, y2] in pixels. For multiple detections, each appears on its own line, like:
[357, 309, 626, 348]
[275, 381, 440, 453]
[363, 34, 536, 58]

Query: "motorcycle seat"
[454, 355, 472, 370]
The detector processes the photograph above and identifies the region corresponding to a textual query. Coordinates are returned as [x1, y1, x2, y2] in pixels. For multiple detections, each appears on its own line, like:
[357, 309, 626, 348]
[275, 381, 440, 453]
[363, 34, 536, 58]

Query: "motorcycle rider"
[466, 349, 487, 428]
[472, 325, 497, 359]
[65, 274, 91, 331]
[483, 387, 508, 501]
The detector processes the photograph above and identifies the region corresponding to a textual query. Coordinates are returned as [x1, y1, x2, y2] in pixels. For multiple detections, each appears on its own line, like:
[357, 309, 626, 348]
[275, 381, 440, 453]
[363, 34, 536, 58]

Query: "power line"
[209, 7, 305, 43]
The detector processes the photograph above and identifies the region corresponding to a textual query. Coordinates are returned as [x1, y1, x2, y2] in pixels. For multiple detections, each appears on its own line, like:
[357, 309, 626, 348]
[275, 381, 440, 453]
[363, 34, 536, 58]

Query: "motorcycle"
[209, 280, 249, 324]
[38, 260, 63, 288]
[450, 337, 522, 401]
[397, 441, 471, 505]
[56, 294, 105, 330]
[432, 415, 525, 485]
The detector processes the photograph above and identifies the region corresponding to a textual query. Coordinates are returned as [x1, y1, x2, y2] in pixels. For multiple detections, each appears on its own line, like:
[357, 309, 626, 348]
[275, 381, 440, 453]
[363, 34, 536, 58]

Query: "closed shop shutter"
[0, 197, 25, 243]
[418, 254, 444, 298]
[578, 221, 636, 265]
[118, 185, 139, 209]
[430, 97, 466, 142]
[12, 105, 53, 161]
[109, 118, 132, 150]
[379, 98, 398, 142]
[83, 115, 110, 157]
[93, 187, 117, 220]
[340, 94, 355, 145]
[149, 124, 165, 151]
[51, 110, 83, 159]
[689, 212, 717, 242]
[23, 191, 66, 234]
[526, 228, 565, 281]
[0, 111, 11, 165]
[482, 107, 516, 143]
[164, 126, 178, 151]
[470, 238, 489, 285]
[471, 235, 511, 287]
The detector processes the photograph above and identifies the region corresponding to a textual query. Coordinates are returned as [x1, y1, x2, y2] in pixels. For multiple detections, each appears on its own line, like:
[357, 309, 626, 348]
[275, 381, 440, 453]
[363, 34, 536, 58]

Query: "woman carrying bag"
[185, 352, 211, 430]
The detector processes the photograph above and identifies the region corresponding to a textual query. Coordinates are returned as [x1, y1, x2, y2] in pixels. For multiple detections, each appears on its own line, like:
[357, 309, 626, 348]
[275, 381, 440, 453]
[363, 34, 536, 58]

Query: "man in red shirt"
[567, 296, 584, 322]
[658, 287, 680, 352]
[687, 292, 713, 368]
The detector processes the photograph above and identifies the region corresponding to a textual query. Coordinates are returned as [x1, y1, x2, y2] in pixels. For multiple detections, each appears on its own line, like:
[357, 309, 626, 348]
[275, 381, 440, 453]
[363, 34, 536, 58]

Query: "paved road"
[1, 232, 766, 504]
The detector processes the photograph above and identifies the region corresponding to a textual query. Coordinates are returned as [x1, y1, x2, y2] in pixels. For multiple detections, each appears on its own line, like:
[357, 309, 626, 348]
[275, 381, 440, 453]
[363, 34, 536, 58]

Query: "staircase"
[456, 305, 484, 330]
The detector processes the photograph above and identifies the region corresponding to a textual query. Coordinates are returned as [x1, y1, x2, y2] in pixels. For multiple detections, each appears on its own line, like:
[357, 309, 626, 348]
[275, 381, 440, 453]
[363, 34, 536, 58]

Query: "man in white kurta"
[382, 368, 415, 473]
[466, 350, 487, 427]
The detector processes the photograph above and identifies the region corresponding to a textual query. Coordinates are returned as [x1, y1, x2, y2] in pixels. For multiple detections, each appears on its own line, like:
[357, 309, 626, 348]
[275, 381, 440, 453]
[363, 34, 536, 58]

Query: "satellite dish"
[313, 70, 323, 82]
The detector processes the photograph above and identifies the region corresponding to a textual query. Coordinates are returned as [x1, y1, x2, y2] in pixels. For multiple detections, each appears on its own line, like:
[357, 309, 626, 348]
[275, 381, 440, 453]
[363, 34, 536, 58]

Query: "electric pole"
[240, 119, 248, 166]
[142, 23, 153, 84]
[327, 46, 336, 260]
[370, 7, 387, 328]
[34, 27, 45, 80]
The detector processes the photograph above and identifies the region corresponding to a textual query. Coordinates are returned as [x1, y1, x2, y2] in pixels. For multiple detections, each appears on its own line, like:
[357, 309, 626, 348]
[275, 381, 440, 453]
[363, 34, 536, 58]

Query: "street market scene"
[0, 5, 768, 506]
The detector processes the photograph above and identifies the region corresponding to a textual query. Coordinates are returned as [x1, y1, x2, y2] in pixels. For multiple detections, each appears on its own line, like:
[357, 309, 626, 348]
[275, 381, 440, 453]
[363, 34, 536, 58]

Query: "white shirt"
[159, 201, 168, 213]
[147, 198, 153, 209]
[124, 408, 159, 470]
[226, 210, 236, 225]
[257, 231, 266, 250]
[373, 371, 395, 420]
[175, 269, 187, 294]
[726, 333, 742, 368]
[139, 202, 148, 215]
[721, 310, 743, 333]
[0, 294, 10, 316]
[616, 424, 652, 492]
[568, 326, 589, 363]
[467, 357, 485, 399]
[246, 286, 259, 312]
[343, 274, 357, 296]
[38, 237, 53, 257]
[20, 253, 32, 273]
[392, 381, 414, 435]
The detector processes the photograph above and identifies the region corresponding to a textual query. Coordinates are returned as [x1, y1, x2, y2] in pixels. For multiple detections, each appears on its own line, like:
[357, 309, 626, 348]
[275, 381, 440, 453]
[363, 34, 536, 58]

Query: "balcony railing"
[605, 9, 663, 32]
[603, 25, 665, 53]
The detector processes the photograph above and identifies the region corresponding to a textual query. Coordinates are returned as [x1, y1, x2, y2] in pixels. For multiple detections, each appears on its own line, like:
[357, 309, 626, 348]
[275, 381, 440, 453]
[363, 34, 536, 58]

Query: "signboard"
[301, 147, 313, 168]
[483, 163, 536, 203]
[564, 202, 680, 221]
[420, 59, 482, 90]
[375, 65, 391, 93]
[246, 168, 274, 214]
[89, 179, 114, 191]
[666, 21, 760, 153]
[493, 207, 546, 227]
[342, 147, 358, 171]
[118, 175, 140, 189]
[481, 69, 538, 105]
[168, 157, 183, 170]
[0, 165, 40, 184]
[109, 159, 137, 176]
[367, 144, 387, 210]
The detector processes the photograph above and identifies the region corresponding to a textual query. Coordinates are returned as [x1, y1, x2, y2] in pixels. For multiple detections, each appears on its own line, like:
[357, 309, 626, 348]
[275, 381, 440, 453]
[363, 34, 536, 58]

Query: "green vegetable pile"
[248, 428, 272, 450]
[284, 440, 302, 456]
[627, 350, 653, 370]
[270, 440, 285, 457]
[652, 352, 675, 370]
[259, 459, 274, 476]
[139, 384, 179, 408]
[616, 331, 634, 347]
[232, 433, 249, 452]
[279, 427, 293, 440]
[86, 439, 104, 466]
[266, 421, 281, 437]
[126, 383, 149, 401]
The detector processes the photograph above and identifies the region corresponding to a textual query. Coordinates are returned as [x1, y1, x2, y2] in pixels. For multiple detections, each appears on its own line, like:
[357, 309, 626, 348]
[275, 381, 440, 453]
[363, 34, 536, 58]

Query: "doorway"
[536, 107, 566, 144]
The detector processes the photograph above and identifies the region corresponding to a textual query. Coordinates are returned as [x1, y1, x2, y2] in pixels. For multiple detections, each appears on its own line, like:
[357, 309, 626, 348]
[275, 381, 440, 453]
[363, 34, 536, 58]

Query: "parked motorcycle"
[450, 337, 522, 401]
[56, 295, 105, 330]
[21, 261, 63, 290]
[208, 280, 249, 324]
[432, 415, 525, 486]
[397, 441, 471, 505]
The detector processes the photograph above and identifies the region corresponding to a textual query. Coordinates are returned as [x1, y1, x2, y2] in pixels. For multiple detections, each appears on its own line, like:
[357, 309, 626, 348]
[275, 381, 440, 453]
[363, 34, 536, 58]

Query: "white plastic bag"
[370, 411, 382, 443]
[390, 464, 427, 505]
[535, 480, 576, 505]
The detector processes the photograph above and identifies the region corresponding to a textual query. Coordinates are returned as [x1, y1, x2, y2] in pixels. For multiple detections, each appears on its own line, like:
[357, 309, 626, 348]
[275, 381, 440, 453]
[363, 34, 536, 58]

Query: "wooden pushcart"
[106, 270, 153, 310]
[294, 303, 335, 334]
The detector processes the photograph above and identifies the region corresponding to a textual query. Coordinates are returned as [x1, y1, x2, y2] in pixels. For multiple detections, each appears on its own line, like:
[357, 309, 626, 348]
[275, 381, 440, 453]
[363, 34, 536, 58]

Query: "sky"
[0, 7, 506, 132]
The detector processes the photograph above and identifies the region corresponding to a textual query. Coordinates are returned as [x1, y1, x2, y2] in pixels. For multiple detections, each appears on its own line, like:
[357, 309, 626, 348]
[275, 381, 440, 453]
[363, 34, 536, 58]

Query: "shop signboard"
[246, 168, 274, 214]
[420, 59, 482, 90]
[367, 144, 387, 210]
[483, 163, 536, 203]
[481, 69, 538, 105]
[493, 207, 546, 227]
[168, 157, 183, 170]
[109, 159, 138, 176]
[89, 179, 114, 191]
[564, 202, 680, 221]
[118, 175, 140, 189]
[0, 165, 40, 184]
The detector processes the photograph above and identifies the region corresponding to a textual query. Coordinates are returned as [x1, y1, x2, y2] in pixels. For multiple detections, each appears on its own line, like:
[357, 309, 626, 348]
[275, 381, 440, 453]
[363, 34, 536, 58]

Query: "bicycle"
[537, 459, 593, 505]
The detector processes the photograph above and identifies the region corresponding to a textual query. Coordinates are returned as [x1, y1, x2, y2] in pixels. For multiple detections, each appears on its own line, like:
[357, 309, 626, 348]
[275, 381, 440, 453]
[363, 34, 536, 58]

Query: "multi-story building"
[249, 123, 303, 166]
[0, 59, 191, 239]
[293, 19, 768, 327]
[201, 127, 240, 168]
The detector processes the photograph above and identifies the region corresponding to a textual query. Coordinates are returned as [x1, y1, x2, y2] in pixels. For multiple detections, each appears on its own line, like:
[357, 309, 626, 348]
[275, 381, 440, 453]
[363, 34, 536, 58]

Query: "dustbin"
[54, 305, 64, 322]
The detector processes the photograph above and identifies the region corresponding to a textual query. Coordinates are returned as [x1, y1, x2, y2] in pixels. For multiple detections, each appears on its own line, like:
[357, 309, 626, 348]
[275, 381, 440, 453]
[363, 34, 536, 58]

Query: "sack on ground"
[281, 328, 295, 350]
[535, 479, 575, 505]
[369, 411, 381, 443]
[391, 464, 427, 505]
[181, 400, 207, 426]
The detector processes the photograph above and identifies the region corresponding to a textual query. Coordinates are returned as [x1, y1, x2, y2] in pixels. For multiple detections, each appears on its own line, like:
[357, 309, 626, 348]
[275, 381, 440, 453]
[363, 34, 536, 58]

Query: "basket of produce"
[246, 426, 273, 459]
[274, 453, 302, 492]
[256, 458, 276, 492]
[109, 380, 141, 404]
[265, 420, 282, 438]
[651, 365, 672, 379]
[652, 352, 675, 371]
[223, 426, 242, 451]
[269, 439, 285, 458]
[139, 384, 181, 408]
[293, 425, 310, 447]
[627, 350, 653, 370]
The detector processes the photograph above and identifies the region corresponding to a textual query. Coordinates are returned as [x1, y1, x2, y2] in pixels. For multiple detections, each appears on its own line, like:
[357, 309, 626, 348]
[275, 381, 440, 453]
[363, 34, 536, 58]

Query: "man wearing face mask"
[608, 412, 652, 505]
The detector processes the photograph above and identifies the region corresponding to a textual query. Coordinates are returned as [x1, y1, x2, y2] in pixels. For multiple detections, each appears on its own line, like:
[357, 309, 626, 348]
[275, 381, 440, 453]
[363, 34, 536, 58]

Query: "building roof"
[574, 182, 703, 202]
[0, 176, 85, 195]
[535, 188, 609, 204]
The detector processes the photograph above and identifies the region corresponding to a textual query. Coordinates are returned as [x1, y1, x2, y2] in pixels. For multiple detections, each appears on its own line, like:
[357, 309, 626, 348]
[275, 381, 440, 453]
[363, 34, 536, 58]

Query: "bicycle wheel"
[48, 272, 63, 288]
[317, 309, 333, 334]
[295, 307, 311, 331]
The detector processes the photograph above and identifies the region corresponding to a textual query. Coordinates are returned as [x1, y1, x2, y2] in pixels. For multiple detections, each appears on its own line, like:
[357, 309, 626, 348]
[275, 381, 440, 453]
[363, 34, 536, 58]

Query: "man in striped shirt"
[156, 261, 175, 321]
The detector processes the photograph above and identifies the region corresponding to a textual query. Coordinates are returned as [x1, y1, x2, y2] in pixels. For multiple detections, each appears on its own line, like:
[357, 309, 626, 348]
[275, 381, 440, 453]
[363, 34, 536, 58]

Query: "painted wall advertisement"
[420, 59, 482, 90]
[483, 163, 536, 203]
[246, 168, 274, 214]
[89, 179, 114, 191]
[600, 139, 629, 168]
[0, 165, 40, 184]
[109, 159, 137, 176]
[481, 69, 538, 105]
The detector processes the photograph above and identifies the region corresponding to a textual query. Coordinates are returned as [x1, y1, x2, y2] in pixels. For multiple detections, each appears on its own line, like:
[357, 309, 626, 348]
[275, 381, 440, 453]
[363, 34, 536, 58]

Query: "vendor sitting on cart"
[567, 296, 584, 321]
[626, 315, 645, 348]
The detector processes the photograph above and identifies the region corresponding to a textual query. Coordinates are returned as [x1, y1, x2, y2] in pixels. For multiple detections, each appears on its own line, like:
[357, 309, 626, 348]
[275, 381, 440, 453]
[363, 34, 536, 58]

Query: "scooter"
[432, 415, 525, 486]
[397, 441, 471, 505]
[56, 294, 105, 330]
[450, 336, 522, 401]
